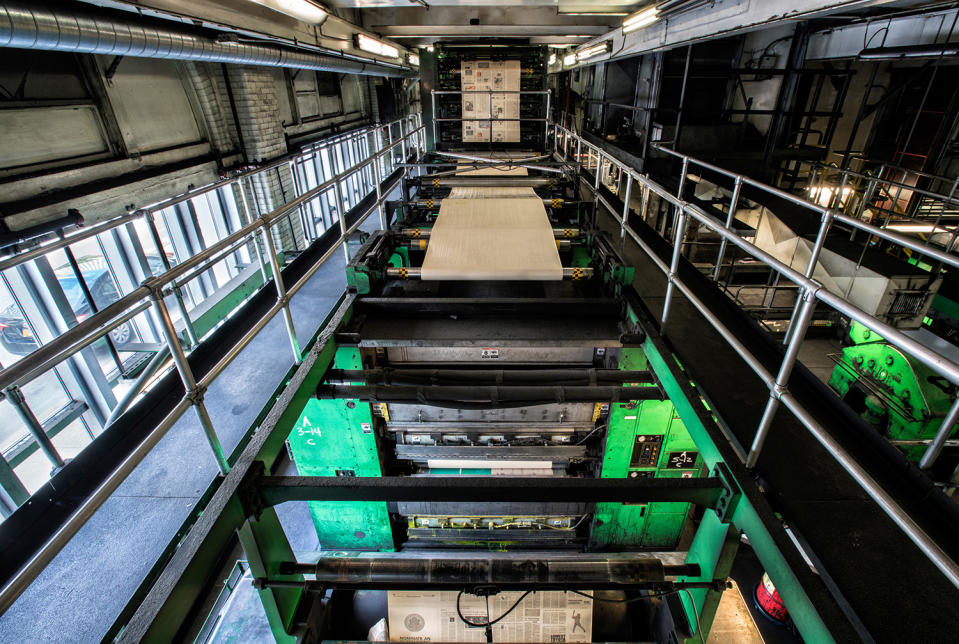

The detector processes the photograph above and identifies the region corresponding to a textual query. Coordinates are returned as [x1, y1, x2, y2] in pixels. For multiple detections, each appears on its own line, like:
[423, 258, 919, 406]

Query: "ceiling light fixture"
[549, 53, 557, 65]
[576, 41, 611, 61]
[560, 12, 629, 16]
[563, 53, 577, 66]
[355, 33, 400, 59]
[622, 6, 659, 34]
[408, 53, 420, 66]
[245, 0, 327, 24]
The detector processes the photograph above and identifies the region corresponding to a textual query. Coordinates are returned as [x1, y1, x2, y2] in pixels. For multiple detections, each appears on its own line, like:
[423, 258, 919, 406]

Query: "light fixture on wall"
[355, 33, 400, 58]
[246, 0, 328, 24]
[576, 41, 611, 61]
[408, 53, 420, 66]
[549, 53, 557, 65]
[622, 6, 659, 33]
[563, 53, 577, 66]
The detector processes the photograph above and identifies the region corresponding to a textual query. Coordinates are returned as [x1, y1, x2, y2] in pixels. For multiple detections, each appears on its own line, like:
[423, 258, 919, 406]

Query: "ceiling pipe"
[0, 1, 413, 78]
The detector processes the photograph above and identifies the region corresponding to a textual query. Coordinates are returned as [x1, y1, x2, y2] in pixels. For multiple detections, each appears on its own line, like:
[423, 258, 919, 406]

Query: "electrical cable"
[456, 590, 533, 628]
[576, 423, 608, 445]
[681, 588, 703, 640]
[566, 588, 675, 604]
[566, 588, 702, 639]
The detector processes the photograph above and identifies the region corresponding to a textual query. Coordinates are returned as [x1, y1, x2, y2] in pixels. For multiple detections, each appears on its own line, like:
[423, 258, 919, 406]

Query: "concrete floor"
[0, 209, 384, 643]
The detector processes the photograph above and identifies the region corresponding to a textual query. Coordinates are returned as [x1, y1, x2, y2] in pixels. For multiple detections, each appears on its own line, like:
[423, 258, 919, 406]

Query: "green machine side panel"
[591, 348, 701, 550]
[828, 321, 956, 461]
[287, 348, 394, 551]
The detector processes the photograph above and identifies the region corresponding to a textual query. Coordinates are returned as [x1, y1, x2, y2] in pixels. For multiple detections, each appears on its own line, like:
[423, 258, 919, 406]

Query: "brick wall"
[183, 61, 239, 156]
[227, 66, 304, 254]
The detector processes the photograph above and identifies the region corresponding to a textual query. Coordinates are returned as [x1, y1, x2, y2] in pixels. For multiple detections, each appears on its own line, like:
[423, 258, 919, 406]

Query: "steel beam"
[314, 384, 664, 406]
[324, 368, 655, 386]
[254, 475, 726, 508]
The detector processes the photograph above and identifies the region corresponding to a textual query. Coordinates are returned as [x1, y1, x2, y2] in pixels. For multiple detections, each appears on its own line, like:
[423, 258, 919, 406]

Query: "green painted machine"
[829, 320, 958, 461]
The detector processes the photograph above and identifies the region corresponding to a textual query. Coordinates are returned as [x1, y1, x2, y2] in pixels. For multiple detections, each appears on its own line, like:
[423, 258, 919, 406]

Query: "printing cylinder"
[280, 557, 700, 589]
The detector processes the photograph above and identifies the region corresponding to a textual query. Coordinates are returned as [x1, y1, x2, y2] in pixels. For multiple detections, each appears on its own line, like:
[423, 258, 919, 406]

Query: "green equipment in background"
[829, 320, 958, 461]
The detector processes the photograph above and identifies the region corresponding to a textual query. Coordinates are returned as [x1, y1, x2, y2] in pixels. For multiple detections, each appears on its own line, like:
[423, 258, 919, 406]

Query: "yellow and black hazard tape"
[550, 198, 562, 209]
[411, 228, 422, 238]
[398, 267, 409, 279]
[570, 267, 586, 280]
[563, 228, 576, 238]
[432, 177, 441, 188]
[425, 198, 434, 208]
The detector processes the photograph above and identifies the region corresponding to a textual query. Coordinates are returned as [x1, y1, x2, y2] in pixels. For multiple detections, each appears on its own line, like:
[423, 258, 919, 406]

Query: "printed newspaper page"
[461, 60, 521, 143]
[388, 590, 592, 642]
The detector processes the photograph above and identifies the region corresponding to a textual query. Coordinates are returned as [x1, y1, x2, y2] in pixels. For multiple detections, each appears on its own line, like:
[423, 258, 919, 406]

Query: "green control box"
[590, 348, 701, 550]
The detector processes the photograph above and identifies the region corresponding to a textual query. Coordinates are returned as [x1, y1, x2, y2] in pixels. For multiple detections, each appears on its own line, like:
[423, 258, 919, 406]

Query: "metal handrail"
[0, 115, 420, 394]
[809, 161, 959, 207]
[0, 115, 424, 615]
[0, 117, 413, 276]
[553, 124, 959, 589]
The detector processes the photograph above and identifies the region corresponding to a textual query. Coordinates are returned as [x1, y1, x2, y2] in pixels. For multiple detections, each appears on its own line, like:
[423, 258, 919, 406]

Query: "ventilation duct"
[0, 1, 412, 78]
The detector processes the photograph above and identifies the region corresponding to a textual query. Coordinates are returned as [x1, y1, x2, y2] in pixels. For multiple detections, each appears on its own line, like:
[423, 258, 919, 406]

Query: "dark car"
[0, 256, 169, 356]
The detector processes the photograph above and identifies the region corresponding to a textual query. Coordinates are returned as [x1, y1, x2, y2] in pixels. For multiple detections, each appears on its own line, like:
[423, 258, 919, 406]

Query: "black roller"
[278, 556, 701, 590]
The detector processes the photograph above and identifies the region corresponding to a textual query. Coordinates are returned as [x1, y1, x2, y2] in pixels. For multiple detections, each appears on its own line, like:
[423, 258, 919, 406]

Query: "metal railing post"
[148, 289, 229, 475]
[620, 173, 632, 243]
[144, 212, 199, 348]
[677, 157, 690, 200]
[257, 220, 302, 365]
[373, 156, 386, 231]
[661, 205, 688, 332]
[386, 124, 394, 171]
[237, 180, 271, 283]
[334, 181, 350, 262]
[712, 176, 743, 282]
[919, 397, 959, 470]
[545, 89, 551, 148]
[431, 90, 438, 150]
[783, 209, 833, 345]
[592, 150, 603, 224]
[6, 385, 64, 469]
[746, 285, 819, 468]
[640, 178, 650, 223]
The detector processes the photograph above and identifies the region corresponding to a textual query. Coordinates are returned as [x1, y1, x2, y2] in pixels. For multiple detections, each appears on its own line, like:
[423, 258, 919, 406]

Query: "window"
[0, 121, 409, 516]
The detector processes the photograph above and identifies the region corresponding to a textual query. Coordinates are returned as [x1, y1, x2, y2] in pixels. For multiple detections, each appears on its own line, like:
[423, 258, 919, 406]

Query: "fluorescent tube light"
[563, 53, 577, 66]
[549, 53, 557, 65]
[355, 33, 400, 58]
[246, 0, 327, 24]
[576, 41, 611, 61]
[408, 53, 420, 66]
[622, 6, 658, 33]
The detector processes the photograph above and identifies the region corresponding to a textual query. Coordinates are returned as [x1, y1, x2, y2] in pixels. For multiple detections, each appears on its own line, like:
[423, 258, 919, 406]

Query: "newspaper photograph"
[388, 590, 592, 642]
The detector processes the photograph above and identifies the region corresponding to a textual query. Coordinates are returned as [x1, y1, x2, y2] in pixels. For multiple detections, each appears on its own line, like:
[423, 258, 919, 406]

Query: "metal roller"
[386, 266, 593, 280]
[398, 227, 582, 238]
[278, 556, 701, 589]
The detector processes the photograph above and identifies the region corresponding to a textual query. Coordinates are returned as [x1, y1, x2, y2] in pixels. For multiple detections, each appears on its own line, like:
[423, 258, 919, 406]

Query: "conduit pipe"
[0, 2, 412, 78]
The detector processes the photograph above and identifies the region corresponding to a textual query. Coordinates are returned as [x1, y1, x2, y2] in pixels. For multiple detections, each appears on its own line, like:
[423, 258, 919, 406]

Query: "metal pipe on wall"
[0, 2, 412, 78]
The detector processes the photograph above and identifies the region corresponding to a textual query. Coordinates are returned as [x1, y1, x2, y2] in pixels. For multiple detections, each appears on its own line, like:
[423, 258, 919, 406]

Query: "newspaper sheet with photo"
[388, 590, 592, 642]
[461, 59, 521, 143]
